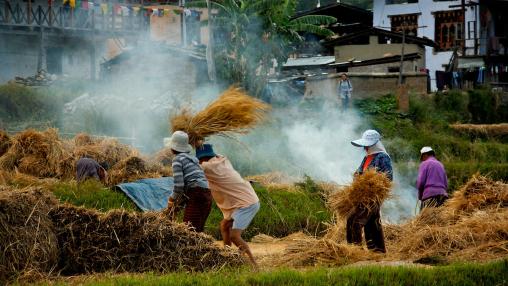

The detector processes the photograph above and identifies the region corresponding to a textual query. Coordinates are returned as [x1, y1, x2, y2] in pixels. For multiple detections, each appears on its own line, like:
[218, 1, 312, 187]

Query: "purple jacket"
[416, 157, 448, 200]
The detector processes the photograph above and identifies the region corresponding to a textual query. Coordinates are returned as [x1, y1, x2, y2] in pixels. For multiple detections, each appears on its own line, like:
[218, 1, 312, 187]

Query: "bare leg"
[230, 229, 257, 267]
[220, 219, 233, 247]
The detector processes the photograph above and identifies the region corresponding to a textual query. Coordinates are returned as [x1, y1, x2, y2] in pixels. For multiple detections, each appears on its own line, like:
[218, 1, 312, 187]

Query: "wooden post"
[397, 22, 409, 112]
[37, 27, 45, 72]
[90, 37, 96, 80]
[27, 0, 32, 24]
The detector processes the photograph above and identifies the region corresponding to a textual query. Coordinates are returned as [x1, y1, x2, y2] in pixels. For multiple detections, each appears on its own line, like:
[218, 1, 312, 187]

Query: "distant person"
[416, 146, 448, 210]
[196, 144, 260, 266]
[337, 73, 353, 111]
[76, 157, 108, 184]
[166, 131, 211, 232]
[348, 130, 392, 253]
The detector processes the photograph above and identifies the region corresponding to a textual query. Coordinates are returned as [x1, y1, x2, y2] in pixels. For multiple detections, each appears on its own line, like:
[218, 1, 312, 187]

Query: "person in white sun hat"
[165, 131, 211, 232]
[347, 129, 393, 253]
[416, 146, 448, 210]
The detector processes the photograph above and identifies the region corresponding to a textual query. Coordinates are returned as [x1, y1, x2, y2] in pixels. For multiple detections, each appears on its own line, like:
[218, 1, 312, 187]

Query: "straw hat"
[168, 131, 192, 153]
[351, 130, 381, 147]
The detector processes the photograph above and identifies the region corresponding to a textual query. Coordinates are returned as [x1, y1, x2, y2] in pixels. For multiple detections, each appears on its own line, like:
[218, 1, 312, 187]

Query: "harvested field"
[0, 187, 243, 283]
[277, 175, 508, 267]
[171, 86, 270, 146]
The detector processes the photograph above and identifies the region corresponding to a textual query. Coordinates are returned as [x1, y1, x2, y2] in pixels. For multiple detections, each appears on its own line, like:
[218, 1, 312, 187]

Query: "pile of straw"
[0, 130, 11, 157]
[49, 204, 243, 274]
[0, 187, 243, 282]
[0, 129, 65, 177]
[171, 86, 270, 146]
[328, 169, 392, 218]
[446, 174, 508, 212]
[108, 156, 172, 186]
[0, 187, 59, 284]
[450, 123, 508, 138]
[149, 147, 174, 166]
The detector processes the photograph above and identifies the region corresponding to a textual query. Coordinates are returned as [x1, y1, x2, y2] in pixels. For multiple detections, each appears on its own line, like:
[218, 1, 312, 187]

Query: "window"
[390, 13, 419, 37]
[386, 0, 418, 4]
[434, 10, 464, 51]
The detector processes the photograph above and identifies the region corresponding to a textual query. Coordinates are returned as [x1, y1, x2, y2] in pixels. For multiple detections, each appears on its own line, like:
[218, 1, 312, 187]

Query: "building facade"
[374, 0, 480, 90]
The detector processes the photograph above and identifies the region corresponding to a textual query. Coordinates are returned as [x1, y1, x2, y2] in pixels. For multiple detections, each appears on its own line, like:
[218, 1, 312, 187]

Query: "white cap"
[168, 131, 193, 153]
[420, 146, 433, 154]
[351, 130, 381, 147]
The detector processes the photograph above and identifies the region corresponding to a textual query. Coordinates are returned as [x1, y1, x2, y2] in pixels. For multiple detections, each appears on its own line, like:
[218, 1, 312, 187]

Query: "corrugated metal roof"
[458, 57, 485, 69]
[284, 56, 336, 67]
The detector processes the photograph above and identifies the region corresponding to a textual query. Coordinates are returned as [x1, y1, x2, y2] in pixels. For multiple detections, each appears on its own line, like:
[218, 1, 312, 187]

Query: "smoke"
[209, 98, 418, 223]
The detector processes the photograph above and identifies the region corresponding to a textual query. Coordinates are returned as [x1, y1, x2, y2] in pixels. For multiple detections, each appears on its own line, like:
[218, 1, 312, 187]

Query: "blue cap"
[196, 144, 217, 159]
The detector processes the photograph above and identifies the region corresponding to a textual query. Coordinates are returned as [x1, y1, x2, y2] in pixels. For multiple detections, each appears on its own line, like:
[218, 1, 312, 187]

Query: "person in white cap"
[417, 146, 448, 210]
[348, 129, 393, 253]
[165, 131, 211, 232]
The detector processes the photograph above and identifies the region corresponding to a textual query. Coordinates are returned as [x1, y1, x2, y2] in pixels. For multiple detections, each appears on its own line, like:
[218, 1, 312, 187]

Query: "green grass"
[31, 260, 508, 286]
[206, 181, 330, 240]
[48, 180, 138, 212]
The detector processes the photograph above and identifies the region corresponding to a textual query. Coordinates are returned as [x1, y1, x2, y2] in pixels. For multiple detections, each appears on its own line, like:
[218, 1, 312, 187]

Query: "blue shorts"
[231, 202, 260, 230]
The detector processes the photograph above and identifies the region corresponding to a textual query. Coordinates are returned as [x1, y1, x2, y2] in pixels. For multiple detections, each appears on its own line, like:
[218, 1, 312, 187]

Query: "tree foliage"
[187, 0, 336, 95]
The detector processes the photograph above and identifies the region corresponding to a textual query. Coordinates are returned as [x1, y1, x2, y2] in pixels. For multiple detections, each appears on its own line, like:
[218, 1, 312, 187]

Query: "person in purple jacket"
[416, 146, 449, 210]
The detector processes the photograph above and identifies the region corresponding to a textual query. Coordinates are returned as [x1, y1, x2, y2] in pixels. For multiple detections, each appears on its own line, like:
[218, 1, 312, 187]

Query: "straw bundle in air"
[450, 123, 508, 138]
[328, 169, 392, 218]
[171, 86, 270, 146]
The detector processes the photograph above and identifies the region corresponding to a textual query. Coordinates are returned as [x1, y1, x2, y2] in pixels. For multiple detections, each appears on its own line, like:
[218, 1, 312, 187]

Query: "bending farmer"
[417, 146, 448, 210]
[197, 144, 260, 266]
[348, 130, 392, 253]
[166, 131, 212, 232]
[76, 157, 108, 184]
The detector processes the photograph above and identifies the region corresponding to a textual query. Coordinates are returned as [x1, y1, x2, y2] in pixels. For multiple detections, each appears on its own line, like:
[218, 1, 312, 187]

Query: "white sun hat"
[420, 146, 433, 154]
[351, 129, 381, 147]
[168, 131, 193, 153]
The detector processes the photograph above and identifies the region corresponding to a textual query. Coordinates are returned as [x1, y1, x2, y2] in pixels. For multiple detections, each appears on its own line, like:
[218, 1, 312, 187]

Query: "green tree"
[187, 0, 336, 95]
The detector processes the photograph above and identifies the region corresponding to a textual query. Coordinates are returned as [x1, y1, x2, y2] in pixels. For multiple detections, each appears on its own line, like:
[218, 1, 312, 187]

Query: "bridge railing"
[0, 1, 148, 32]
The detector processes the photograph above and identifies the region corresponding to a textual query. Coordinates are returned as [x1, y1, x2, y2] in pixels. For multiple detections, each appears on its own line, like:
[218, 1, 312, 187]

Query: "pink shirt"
[201, 156, 259, 219]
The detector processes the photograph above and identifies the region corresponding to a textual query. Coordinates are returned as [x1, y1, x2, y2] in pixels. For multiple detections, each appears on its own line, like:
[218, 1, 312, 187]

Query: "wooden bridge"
[0, 0, 148, 37]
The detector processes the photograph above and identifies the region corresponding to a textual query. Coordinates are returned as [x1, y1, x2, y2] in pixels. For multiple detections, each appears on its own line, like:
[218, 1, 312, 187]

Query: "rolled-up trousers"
[346, 205, 386, 253]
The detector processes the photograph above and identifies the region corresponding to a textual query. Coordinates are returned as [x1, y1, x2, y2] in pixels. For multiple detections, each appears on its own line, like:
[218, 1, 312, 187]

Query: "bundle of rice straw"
[49, 204, 243, 274]
[0, 187, 59, 284]
[73, 132, 96, 147]
[171, 86, 270, 146]
[149, 147, 174, 166]
[0, 130, 11, 157]
[328, 169, 392, 218]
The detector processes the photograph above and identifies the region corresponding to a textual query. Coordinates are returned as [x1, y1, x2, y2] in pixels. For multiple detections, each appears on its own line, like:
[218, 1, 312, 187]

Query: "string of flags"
[64, 2, 197, 18]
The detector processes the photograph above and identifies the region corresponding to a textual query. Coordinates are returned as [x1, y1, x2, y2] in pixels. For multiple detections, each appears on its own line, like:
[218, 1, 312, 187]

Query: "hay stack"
[49, 205, 243, 274]
[74, 132, 96, 147]
[0, 130, 11, 157]
[0, 187, 59, 283]
[171, 86, 270, 146]
[150, 147, 174, 166]
[328, 169, 392, 218]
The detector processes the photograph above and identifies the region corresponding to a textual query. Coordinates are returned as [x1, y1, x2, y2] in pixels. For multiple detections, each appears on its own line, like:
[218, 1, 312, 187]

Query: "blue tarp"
[115, 177, 174, 212]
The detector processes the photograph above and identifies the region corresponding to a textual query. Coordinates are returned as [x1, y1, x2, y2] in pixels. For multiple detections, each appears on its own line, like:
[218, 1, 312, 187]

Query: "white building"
[373, 0, 481, 90]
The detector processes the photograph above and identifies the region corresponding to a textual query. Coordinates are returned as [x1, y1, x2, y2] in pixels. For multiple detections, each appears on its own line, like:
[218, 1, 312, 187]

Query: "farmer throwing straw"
[348, 130, 393, 253]
[166, 131, 212, 232]
[196, 144, 260, 266]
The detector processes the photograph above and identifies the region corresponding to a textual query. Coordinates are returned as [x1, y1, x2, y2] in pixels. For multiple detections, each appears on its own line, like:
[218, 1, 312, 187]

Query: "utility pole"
[180, 0, 187, 47]
[398, 22, 406, 85]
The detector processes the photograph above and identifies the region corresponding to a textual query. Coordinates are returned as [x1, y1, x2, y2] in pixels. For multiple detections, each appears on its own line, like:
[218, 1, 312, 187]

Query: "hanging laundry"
[69, 0, 75, 8]
[114, 4, 122, 15]
[121, 6, 129, 16]
[81, 1, 88, 9]
[132, 6, 140, 15]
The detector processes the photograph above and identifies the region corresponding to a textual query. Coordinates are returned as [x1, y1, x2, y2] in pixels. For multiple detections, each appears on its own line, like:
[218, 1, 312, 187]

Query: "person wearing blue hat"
[196, 144, 260, 267]
[347, 129, 393, 253]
